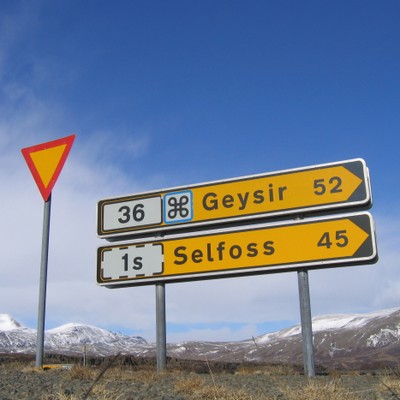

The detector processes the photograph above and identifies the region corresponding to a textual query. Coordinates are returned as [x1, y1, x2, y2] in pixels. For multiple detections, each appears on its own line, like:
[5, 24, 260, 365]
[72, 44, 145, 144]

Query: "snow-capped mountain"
[0, 314, 36, 352]
[2, 308, 400, 369]
[0, 314, 23, 331]
[45, 323, 147, 356]
[0, 315, 147, 357]
[165, 307, 400, 369]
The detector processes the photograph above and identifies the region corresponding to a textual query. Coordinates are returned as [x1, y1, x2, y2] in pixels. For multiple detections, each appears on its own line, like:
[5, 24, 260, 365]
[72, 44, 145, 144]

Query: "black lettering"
[222, 194, 234, 208]
[253, 190, 264, 204]
[329, 176, 342, 193]
[216, 241, 226, 260]
[202, 192, 218, 211]
[268, 184, 274, 201]
[118, 206, 130, 224]
[122, 253, 128, 271]
[133, 257, 143, 270]
[132, 203, 145, 221]
[206, 243, 214, 262]
[174, 246, 188, 265]
[192, 249, 203, 263]
[237, 192, 249, 210]
[263, 241, 275, 255]
[247, 242, 258, 257]
[266, 184, 287, 202]
[229, 245, 242, 259]
[318, 232, 332, 248]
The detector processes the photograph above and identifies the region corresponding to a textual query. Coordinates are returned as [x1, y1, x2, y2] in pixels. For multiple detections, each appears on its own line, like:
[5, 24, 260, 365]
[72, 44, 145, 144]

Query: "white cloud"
[167, 323, 258, 343]
[166, 273, 299, 325]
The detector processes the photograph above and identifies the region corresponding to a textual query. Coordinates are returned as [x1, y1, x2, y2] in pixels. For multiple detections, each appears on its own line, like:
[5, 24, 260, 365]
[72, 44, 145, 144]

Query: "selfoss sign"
[97, 212, 377, 288]
[97, 159, 371, 240]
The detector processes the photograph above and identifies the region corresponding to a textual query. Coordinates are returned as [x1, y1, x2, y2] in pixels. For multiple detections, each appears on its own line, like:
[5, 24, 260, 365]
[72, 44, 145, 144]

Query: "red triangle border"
[21, 134, 76, 201]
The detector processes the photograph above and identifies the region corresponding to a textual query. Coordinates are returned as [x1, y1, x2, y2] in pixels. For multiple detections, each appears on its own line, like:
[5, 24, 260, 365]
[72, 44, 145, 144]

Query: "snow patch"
[256, 308, 400, 343]
[0, 314, 23, 331]
[367, 324, 400, 347]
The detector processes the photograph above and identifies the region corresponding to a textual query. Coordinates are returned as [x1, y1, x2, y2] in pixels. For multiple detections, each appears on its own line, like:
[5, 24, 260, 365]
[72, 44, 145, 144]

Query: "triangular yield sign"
[21, 134, 76, 201]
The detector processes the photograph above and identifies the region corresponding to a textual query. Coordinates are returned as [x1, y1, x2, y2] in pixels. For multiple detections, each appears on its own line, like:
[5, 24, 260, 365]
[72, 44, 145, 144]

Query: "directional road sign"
[97, 212, 377, 287]
[97, 159, 371, 240]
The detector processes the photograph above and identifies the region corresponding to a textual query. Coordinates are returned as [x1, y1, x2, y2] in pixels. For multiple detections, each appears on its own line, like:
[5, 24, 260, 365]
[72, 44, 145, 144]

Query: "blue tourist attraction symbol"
[164, 190, 193, 224]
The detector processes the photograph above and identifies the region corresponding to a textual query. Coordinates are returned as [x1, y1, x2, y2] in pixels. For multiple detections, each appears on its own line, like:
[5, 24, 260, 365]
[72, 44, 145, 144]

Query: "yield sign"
[21, 134, 76, 201]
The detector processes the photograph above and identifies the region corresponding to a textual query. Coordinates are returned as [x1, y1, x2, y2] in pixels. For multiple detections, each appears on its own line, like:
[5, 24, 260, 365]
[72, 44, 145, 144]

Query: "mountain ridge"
[1, 307, 400, 369]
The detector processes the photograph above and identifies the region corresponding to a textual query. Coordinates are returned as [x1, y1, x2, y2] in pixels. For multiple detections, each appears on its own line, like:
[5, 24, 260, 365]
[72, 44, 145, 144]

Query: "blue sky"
[1, 0, 400, 343]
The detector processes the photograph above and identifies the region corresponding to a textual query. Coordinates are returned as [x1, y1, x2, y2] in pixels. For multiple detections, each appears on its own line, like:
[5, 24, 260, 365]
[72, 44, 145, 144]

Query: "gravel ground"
[0, 364, 398, 400]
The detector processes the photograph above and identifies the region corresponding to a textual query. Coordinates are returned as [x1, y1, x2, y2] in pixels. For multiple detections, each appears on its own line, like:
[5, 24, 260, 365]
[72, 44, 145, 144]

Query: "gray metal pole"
[297, 268, 315, 377]
[155, 282, 167, 371]
[36, 194, 52, 368]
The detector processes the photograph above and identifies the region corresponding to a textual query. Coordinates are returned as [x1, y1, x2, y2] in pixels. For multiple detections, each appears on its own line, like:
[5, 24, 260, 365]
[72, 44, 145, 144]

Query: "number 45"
[318, 230, 348, 249]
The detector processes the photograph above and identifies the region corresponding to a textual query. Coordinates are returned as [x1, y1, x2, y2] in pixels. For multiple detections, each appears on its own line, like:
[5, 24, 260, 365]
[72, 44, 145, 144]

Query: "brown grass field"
[1, 355, 400, 399]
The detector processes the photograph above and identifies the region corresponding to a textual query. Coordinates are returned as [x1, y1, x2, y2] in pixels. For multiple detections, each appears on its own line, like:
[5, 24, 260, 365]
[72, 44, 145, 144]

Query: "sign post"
[36, 194, 52, 368]
[298, 268, 315, 377]
[21, 134, 75, 367]
[156, 283, 167, 371]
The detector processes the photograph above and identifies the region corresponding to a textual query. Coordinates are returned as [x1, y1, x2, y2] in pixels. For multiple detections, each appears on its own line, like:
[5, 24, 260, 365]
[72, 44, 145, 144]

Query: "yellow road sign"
[97, 159, 371, 240]
[97, 212, 377, 287]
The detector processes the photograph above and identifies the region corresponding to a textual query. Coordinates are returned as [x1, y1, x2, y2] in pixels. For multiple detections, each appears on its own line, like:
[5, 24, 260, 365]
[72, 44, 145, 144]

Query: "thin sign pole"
[36, 194, 52, 367]
[297, 268, 315, 377]
[155, 282, 167, 371]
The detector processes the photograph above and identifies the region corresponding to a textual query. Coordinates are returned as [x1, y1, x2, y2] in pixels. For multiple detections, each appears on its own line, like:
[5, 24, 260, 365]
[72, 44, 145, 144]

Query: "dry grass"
[104, 366, 158, 382]
[276, 379, 364, 400]
[379, 368, 400, 399]
[236, 363, 299, 376]
[1, 360, 37, 373]
[173, 373, 374, 400]
[40, 383, 126, 400]
[80, 383, 125, 400]
[41, 365, 131, 400]
[65, 364, 98, 380]
[3, 360, 400, 400]
[174, 374, 265, 400]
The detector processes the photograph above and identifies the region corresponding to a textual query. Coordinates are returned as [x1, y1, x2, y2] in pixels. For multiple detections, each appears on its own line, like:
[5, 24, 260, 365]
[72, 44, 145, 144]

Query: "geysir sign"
[97, 159, 371, 240]
[96, 159, 377, 288]
[97, 212, 377, 288]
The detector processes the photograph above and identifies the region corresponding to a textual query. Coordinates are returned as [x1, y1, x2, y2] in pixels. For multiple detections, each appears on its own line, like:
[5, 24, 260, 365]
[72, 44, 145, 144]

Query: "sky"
[0, 0, 399, 344]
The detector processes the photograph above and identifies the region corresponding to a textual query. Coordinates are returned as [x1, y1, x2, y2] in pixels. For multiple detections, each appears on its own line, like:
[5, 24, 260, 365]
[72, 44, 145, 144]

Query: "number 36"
[118, 204, 145, 224]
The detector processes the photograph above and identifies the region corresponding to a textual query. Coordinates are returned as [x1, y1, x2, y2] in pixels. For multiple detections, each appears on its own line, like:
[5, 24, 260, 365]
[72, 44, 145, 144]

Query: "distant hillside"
[0, 315, 147, 357]
[2, 308, 400, 369]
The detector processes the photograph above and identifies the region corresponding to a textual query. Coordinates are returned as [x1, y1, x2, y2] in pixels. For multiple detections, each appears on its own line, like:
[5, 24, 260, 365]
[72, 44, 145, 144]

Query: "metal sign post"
[36, 194, 52, 367]
[297, 268, 315, 377]
[22, 134, 75, 367]
[155, 283, 167, 371]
